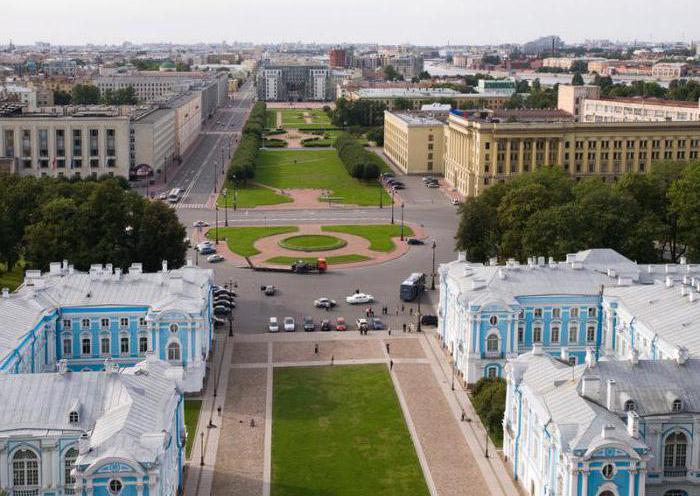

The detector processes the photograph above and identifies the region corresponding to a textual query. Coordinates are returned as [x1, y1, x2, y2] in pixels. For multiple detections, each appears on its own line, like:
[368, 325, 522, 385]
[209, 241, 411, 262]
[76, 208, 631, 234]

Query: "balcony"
[663, 468, 687, 478]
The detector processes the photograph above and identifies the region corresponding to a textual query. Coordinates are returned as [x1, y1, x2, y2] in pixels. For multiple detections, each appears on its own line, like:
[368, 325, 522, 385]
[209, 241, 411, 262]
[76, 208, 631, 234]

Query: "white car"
[159, 192, 168, 200]
[196, 241, 214, 252]
[356, 318, 369, 330]
[314, 297, 337, 308]
[207, 254, 224, 263]
[451, 198, 460, 206]
[346, 293, 374, 305]
[268, 317, 279, 333]
[283, 317, 296, 332]
[193, 220, 209, 228]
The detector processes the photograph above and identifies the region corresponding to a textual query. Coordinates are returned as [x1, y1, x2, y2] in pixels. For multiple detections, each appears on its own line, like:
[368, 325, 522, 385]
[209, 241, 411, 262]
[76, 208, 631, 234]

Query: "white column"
[0, 440, 8, 492]
[628, 468, 637, 496]
[580, 466, 589, 496]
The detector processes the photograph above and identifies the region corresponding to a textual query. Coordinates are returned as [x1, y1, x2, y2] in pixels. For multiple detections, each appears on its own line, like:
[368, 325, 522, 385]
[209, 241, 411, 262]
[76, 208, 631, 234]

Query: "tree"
[367, 127, 384, 146]
[417, 70, 431, 80]
[71, 84, 101, 104]
[471, 378, 506, 445]
[54, 90, 72, 105]
[669, 161, 700, 261]
[24, 198, 82, 272]
[571, 72, 584, 86]
[134, 201, 187, 272]
[383, 65, 401, 81]
[392, 97, 413, 110]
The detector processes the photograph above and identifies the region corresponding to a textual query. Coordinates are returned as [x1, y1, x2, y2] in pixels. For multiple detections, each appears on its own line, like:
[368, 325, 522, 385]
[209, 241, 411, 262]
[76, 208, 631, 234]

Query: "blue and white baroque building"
[438, 248, 700, 496]
[0, 259, 215, 496]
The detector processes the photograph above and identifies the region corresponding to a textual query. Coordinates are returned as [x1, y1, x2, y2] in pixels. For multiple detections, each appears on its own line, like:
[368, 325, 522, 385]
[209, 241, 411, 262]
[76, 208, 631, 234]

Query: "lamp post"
[378, 178, 383, 209]
[431, 241, 437, 290]
[220, 147, 225, 175]
[215, 206, 219, 245]
[400, 202, 405, 241]
[390, 188, 395, 224]
[228, 313, 233, 337]
[213, 160, 218, 194]
[485, 427, 490, 458]
[223, 188, 229, 227]
[232, 174, 237, 211]
[416, 286, 422, 333]
[200, 431, 205, 466]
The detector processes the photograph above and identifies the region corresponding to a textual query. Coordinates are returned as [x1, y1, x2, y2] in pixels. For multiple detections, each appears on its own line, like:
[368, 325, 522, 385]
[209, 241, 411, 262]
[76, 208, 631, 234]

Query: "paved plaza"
[184, 330, 520, 496]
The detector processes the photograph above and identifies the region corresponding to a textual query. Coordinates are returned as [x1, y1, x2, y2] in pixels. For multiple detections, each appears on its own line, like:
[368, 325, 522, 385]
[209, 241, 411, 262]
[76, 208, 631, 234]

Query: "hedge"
[227, 102, 266, 183]
[334, 133, 382, 179]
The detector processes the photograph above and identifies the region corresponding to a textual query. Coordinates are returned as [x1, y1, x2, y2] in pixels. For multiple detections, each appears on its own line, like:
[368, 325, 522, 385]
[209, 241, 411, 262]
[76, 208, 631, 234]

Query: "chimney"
[537, 256, 545, 267]
[665, 264, 675, 274]
[114, 268, 122, 280]
[162, 260, 168, 272]
[186, 258, 194, 267]
[681, 286, 688, 297]
[606, 379, 617, 411]
[457, 251, 466, 262]
[49, 262, 62, 275]
[690, 291, 696, 303]
[666, 276, 674, 288]
[78, 432, 91, 455]
[498, 268, 506, 280]
[647, 265, 653, 273]
[607, 268, 617, 278]
[1, 288, 9, 299]
[581, 375, 600, 399]
[627, 411, 640, 439]
[560, 346, 569, 362]
[489, 257, 498, 266]
[585, 347, 597, 368]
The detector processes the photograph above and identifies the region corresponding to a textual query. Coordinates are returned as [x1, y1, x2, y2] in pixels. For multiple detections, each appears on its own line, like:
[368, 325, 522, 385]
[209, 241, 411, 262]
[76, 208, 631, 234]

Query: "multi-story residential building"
[165, 92, 201, 160]
[43, 58, 78, 77]
[383, 110, 446, 174]
[255, 64, 332, 102]
[558, 85, 700, 123]
[0, 356, 186, 496]
[346, 87, 510, 111]
[504, 349, 700, 496]
[381, 54, 424, 80]
[130, 108, 176, 176]
[443, 110, 700, 198]
[438, 248, 700, 385]
[453, 53, 468, 68]
[329, 48, 352, 68]
[652, 63, 689, 80]
[0, 259, 214, 393]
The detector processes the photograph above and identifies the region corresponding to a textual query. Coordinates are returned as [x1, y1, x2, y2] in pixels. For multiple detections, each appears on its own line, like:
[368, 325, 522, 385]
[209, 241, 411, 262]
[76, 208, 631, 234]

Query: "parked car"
[262, 285, 276, 296]
[335, 317, 347, 331]
[268, 317, 279, 333]
[303, 316, 315, 332]
[320, 319, 331, 332]
[407, 238, 425, 246]
[356, 318, 369, 331]
[426, 182, 439, 188]
[214, 300, 235, 310]
[159, 192, 168, 200]
[213, 287, 236, 297]
[381, 171, 395, 178]
[346, 293, 374, 304]
[420, 314, 438, 326]
[193, 220, 209, 228]
[283, 317, 296, 332]
[391, 184, 405, 190]
[314, 297, 337, 308]
[370, 318, 386, 330]
[214, 293, 235, 303]
[451, 198, 460, 206]
[422, 176, 435, 183]
[207, 254, 224, 263]
[213, 305, 230, 316]
[196, 241, 214, 251]
[199, 246, 216, 255]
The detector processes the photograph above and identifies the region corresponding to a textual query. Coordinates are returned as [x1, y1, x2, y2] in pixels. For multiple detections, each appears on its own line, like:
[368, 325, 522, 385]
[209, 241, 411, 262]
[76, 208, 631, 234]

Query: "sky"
[5, 0, 700, 46]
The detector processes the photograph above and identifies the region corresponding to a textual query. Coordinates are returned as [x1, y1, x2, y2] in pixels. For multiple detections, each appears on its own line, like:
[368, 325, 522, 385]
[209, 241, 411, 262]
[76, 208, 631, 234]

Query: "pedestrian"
[388, 329, 392, 336]
[461, 410, 466, 422]
[395, 307, 399, 316]
[403, 323, 407, 333]
[390, 359, 394, 370]
[386, 343, 390, 354]
[365, 308, 370, 318]
[409, 307, 413, 315]
[314, 343, 319, 354]
[217, 406, 222, 417]
[401, 304, 405, 313]
[331, 355, 334, 365]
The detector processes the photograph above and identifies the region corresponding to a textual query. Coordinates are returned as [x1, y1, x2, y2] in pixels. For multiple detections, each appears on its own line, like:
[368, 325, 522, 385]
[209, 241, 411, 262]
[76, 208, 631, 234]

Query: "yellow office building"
[444, 111, 700, 198]
[383, 111, 446, 174]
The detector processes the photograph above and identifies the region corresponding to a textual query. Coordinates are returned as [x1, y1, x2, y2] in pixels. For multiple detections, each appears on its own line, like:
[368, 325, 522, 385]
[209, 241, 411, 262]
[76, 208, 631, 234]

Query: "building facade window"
[551, 326, 560, 343]
[120, 335, 130, 355]
[601, 464, 615, 479]
[64, 447, 78, 495]
[486, 334, 499, 352]
[534, 308, 543, 318]
[139, 336, 149, 354]
[63, 337, 72, 356]
[587, 326, 596, 342]
[12, 449, 39, 491]
[100, 336, 110, 355]
[664, 432, 688, 470]
[569, 326, 578, 343]
[533, 327, 542, 343]
[120, 317, 129, 327]
[100, 318, 110, 328]
[108, 479, 123, 495]
[489, 315, 498, 326]
[167, 342, 181, 361]
[81, 337, 91, 356]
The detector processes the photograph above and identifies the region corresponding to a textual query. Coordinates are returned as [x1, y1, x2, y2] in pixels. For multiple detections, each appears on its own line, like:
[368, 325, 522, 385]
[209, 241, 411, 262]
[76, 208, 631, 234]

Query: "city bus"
[400, 272, 426, 302]
[167, 188, 183, 203]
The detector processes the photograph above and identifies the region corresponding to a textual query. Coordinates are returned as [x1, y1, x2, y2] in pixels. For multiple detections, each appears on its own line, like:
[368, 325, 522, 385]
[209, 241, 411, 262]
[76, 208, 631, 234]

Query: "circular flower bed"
[278, 234, 347, 252]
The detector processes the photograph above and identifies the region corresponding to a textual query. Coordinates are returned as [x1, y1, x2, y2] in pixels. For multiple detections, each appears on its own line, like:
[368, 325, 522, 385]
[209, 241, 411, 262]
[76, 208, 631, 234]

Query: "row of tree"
[0, 174, 187, 275]
[471, 378, 506, 446]
[226, 102, 266, 184]
[335, 133, 382, 180]
[331, 98, 387, 128]
[593, 75, 700, 103]
[456, 162, 700, 264]
[69, 84, 137, 105]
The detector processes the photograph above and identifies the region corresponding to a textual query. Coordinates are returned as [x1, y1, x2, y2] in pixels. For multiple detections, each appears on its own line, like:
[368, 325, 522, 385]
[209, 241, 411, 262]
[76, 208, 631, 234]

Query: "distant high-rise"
[329, 48, 350, 68]
[522, 35, 564, 55]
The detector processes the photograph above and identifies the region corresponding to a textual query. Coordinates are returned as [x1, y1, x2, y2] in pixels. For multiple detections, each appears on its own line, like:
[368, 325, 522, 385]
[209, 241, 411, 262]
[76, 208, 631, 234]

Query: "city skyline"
[6, 0, 700, 47]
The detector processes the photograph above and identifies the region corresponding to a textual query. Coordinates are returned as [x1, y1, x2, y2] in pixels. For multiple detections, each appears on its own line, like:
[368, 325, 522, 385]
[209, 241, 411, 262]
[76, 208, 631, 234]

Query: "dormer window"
[624, 400, 636, 412]
[672, 399, 683, 413]
[69, 411, 79, 423]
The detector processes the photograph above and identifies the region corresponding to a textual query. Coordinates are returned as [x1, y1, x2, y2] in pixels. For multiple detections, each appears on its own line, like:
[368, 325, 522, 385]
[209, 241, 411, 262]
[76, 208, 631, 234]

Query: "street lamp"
[215, 206, 219, 245]
[400, 202, 405, 241]
[223, 188, 229, 227]
[390, 188, 395, 224]
[485, 427, 490, 458]
[416, 287, 422, 332]
[232, 174, 237, 211]
[378, 178, 383, 209]
[431, 241, 437, 290]
[213, 160, 218, 194]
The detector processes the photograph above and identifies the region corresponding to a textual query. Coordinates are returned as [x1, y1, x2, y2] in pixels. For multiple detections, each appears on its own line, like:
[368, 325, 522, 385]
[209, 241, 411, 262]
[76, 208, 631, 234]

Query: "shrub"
[471, 378, 506, 446]
[226, 102, 266, 184]
[335, 133, 383, 180]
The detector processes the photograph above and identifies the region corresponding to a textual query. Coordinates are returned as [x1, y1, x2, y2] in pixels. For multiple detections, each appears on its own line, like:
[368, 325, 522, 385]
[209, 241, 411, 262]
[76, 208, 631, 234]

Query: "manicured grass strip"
[184, 399, 202, 458]
[265, 110, 279, 129]
[278, 234, 347, 252]
[217, 183, 292, 209]
[265, 254, 370, 265]
[209, 226, 298, 257]
[0, 263, 23, 291]
[256, 149, 390, 207]
[271, 365, 429, 496]
[322, 224, 415, 252]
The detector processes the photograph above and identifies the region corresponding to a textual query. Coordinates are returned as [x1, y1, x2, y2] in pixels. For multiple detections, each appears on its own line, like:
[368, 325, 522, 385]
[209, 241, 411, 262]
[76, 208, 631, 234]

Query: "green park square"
[271, 365, 429, 496]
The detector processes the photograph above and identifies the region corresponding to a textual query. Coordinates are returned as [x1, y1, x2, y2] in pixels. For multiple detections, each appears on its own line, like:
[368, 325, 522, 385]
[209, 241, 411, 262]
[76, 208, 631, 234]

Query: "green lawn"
[209, 226, 298, 257]
[217, 183, 293, 209]
[271, 365, 429, 496]
[322, 224, 415, 252]
[0, 263, 23, 291]
[184, 399, 202, 458]
[266, 110, 279, 129]
[256, 150, 390, 207]
[266, 254, 370, 265]
[266, 109, 335, 131]
[279, 234, 347, 252]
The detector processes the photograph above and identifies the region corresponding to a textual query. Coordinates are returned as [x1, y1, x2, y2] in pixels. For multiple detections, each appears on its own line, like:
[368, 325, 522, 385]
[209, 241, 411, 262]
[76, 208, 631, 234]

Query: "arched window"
[169, 323, 179, 333]
[64, 447, 78, 495]
[587, 326, 596, 342]
[664, 432, 688, 469]
[486, 334, 499, 352]
[664, 491, 688, 496]
[533, 327, 542, 343]
[62, 337, 72, 357]
[81, 337, 91, 356]
[599, 492, 615, 496]
[100, 336, 111, 355]
[624, 400, 636, 412]
[12, 449, 39, 492]
[167, 342, 181, 362]
[120, 335, 130, 355]
[672, 399, 683, 413]
[486, 366, 498, 379]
